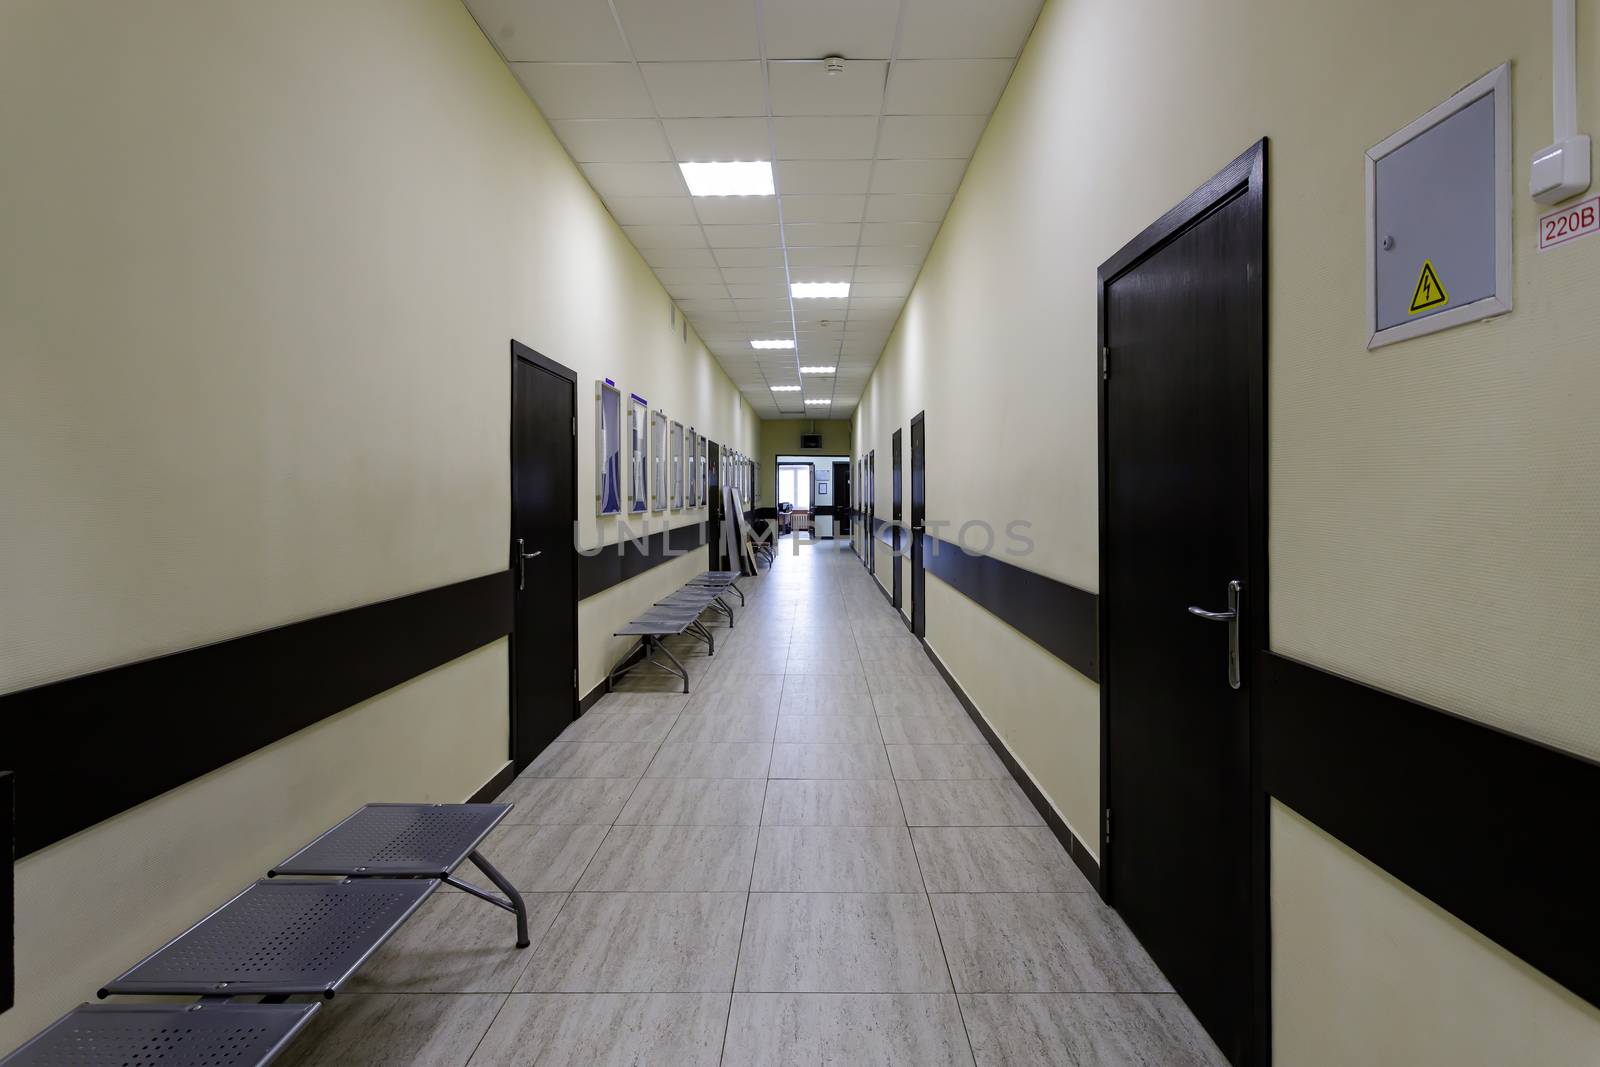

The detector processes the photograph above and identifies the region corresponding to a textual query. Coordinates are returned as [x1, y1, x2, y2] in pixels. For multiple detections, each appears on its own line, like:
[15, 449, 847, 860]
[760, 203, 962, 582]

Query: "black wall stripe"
[2, 770, 11, 1013]
[1261, 652, 1600, 1012]
[576, 523, 709, 598]
[0, 571, 512, 858]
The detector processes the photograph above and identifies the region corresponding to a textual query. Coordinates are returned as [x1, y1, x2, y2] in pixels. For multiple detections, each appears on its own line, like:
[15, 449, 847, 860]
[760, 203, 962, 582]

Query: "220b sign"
[1538, 195, 1599, 251]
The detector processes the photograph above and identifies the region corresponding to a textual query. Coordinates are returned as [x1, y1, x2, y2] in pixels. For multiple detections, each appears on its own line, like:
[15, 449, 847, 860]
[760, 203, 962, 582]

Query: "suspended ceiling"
[464, 0, 1043, 418]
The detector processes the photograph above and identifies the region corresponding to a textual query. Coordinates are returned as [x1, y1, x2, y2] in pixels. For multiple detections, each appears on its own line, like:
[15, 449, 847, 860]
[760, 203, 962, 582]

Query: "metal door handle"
[1187, 579, 1243, 690]
[515, 538, 542, 591]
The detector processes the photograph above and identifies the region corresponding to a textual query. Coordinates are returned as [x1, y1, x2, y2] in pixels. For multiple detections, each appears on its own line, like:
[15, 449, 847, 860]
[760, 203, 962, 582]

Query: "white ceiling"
[464, 0, 1042, 419]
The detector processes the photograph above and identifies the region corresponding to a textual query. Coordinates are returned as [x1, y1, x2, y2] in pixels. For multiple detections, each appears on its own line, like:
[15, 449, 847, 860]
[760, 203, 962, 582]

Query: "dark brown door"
[909, 413, 926, 638]
[707, 440, 724, 569]
[833, 461, 851, 537]
[510, 342, 578, 771]
[891, 429, 903, 608]
[1099, 142, 1265, 1066]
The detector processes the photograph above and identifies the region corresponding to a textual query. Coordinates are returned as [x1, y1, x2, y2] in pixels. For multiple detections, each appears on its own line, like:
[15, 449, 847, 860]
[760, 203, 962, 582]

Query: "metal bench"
[656, 586, 734, 628]
[689, 569, 746, 605]
[269, 802, 530, 947]
[611, 611, 707, 693]
[98, 878, 436, 999]
[0, 1002, 320, 1067]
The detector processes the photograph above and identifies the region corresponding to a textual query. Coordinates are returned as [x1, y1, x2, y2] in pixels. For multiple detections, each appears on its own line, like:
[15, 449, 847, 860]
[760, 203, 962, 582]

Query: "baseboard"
[920, 641, 1103, 894]
[467, 760, 516, 804]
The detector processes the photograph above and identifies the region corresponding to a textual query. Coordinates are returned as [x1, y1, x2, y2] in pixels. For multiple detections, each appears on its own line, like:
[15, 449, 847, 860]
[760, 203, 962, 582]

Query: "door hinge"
[1101, 346, 1110, 381]
[1105, 807, 1112, 842]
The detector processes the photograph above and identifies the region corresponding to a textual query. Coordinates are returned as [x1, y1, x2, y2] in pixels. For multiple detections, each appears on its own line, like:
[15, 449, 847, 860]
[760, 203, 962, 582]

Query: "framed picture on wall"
[650, 409, 668, 512]
[596, 381, 623, 516]
[628, 393, 648, 513]
[686, 428, 700, 506]
[670, 420, 685, 509]
[698, 437, 708, 507]
[817, 480, 829, 495]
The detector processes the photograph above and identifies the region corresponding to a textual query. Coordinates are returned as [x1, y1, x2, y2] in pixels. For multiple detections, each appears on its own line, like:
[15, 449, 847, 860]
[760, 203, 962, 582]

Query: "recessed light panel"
[791, 282, 850, 299]
[751, 339, 795, 350]
[804, 397, 832, 405]
[679, 161, 774, 197]
[799, 365, 836, 374]
[770, 385, 802, 392]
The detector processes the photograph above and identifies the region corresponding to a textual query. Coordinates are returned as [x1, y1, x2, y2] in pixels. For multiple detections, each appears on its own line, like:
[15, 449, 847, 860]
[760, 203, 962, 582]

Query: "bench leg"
[467, 849, 530, 948]
[651, 638, 690, 693]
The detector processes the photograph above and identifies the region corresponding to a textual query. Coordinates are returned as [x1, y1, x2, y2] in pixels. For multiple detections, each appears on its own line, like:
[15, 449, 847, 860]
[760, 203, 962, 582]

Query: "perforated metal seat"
[270, 803, 510, 878]
[0, 1003, 320, 1067]
[99, 879, 436, 998]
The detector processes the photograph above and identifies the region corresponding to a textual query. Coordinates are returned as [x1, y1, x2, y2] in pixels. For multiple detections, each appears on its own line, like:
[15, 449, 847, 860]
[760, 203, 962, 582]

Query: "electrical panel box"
[1366, 64, 1512, 349]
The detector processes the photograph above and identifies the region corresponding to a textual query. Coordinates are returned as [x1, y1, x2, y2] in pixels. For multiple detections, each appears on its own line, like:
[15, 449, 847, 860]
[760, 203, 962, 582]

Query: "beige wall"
[0, 0, 753, 1048]
[757, 419, 853, 504]
[851, 0, 1600, 1060]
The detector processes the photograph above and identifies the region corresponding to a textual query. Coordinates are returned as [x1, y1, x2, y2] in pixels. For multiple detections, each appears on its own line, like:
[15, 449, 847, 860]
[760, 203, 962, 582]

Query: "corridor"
[279, 542, 1223, 1065]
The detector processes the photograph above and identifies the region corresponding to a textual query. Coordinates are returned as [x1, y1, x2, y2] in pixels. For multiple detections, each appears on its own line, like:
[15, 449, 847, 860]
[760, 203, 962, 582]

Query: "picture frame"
[698, 436, 708, 508]
[670, 420, 685, 509]
[686, 428, 700, 507]
[817, 480, 829, 495]
[595, 381, 623, 516]
[628, 393, 648, 513]
[649, 409, 668, 512]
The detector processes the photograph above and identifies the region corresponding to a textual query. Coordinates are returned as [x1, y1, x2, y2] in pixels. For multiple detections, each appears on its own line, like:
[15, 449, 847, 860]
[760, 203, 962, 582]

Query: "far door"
[891, 429, 903, 608]
[832, 461, 851, 538]
[909, 414, 926, 638]
[1100, 142, 1266, 1066]
[510, 342, 578, 771]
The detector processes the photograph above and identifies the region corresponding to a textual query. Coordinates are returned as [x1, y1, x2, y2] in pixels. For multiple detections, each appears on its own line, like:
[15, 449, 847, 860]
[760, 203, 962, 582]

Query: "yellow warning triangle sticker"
[1408, 260, 1450, 314]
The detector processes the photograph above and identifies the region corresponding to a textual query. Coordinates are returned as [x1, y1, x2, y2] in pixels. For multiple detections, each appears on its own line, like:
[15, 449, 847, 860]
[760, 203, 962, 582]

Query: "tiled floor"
[279, 540, 1227, 1066]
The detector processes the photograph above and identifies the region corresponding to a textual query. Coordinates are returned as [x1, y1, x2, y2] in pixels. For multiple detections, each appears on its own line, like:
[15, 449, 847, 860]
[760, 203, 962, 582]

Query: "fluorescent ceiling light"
[770, 385, 802, 392]
[799, 365, 835, 374]
[791, 282, 850, 299]
[804, 398, 832, 405]
[751, 339, 795, 350]
[679, 161, 774, 197]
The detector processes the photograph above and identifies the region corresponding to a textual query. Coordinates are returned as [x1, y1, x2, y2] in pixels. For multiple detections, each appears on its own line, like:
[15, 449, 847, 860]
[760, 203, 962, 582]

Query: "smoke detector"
[824, 56, 846, 76]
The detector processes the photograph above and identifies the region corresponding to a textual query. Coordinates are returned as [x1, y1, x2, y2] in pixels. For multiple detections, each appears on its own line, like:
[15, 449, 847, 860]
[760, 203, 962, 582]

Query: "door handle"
[1187, 579, 1243, 690]
[515, 538, 542, 591]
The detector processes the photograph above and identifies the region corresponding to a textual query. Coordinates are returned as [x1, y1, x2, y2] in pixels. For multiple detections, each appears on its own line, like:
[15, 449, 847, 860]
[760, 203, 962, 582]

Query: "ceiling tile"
[865, 193, 953, 222]
[655, 267, 727, 287]
[776, 160, 872, 195]
[727, 282, 788, 299]
[736, 297, 791, 313]
[465, 0, 630, 62]
[612, 0, 759, 61]
[786, 245, 858, 267]
[771, 117, 879, 160]
[850, 283, 912, 299]
[855, 245, 930, 266]
[705, 224, 783, 248]
[622, 224, 708, 248]
[789, 265, 854, 283]
[694, 197, 780, 224]
[644, 246, 718, 268]
[721, 267, 790, 286]
[582, 161, 686, 198]
[877, 114, 987, 158]
[769, 60, 888, 116]
[782, 195, 867, 223]
[509, 63, 653, 118]
[639, 62, 767, 117]
[861, 221, 940, 244]
[783, 222, 861, 246]
[869, 158, 968, 194]
[662, 118, 771, 161]
[667, 283, 733, 301]
[884, 59, 1015, 115]
[714, 246, 788, 267]
[552, 119, 672, 162]
[606, 196, 700, 225]
[762, 0, 900, 59]
[897, 0, 1043, 59]
[677, 297, 736, 312]
[852, 264, 919, 285]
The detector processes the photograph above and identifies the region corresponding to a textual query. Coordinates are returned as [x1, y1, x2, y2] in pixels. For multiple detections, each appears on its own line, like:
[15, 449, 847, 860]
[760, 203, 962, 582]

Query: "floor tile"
[912, 827, 1091, 893]
[682, 689, 777, 717]
[646, 741, 772, 778]
[519, 892, 745, 992]
[466, 993, 727, 1066]
[667, 710, 778, 742]
[770, 742, 893, 779]
[931, 894, 1172, 993]
[898, 780, 1044, 826]
[616, 778, 767, 825]
[576, 825, 758, 891]
[478, 823, 611, 891]
[495, 777, 637, 825]
[275, 993, 504, 1067]
[775, 714, 882, 743]
[523, 741, 657, 778]
[785, 654, 866, 676]
[348, 890, 565, 993]
[781, 674, 871, 698]
[557, 707, 678, 743]
[959, 993, 1228, 1066]
[723, 993, 974, 1067]
[591, 692, 691, 713]
[778, 690, 877, 717]
[761, 779, 907, 826]
[689, 673, 785, 698]
[877, 714, 984, 744]
[736, 893, 950, 993]
[887, 743, 1010, 780]
[752, 826, 925, 892]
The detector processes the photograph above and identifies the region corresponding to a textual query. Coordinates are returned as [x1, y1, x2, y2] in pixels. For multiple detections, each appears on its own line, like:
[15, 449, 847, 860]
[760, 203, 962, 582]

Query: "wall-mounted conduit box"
[1366, 63, 1513, 349]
